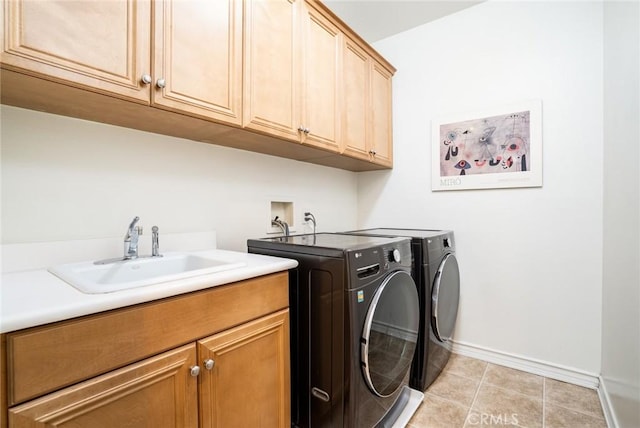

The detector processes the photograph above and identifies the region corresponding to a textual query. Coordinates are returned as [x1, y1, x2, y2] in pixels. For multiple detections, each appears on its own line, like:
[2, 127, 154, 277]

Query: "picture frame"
[431, 100, 542, 191]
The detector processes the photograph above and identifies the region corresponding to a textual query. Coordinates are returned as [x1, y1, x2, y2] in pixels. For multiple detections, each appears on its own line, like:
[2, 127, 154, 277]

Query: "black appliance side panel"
[409, 241, 430, 391]
[248, 246, 344, 428]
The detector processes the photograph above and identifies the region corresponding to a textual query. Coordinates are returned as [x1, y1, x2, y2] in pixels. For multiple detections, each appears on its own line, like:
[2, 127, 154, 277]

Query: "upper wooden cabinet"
[1, 0, 395, 170]
[243, 0, 301, 141]
[1, 0, 242, 124]
[299, 1, 341, 152]
[341, 36, 394, 167]
[153, 0, 243, 124]
[0, 0, 151, 102]
[369, 61, 394, 167]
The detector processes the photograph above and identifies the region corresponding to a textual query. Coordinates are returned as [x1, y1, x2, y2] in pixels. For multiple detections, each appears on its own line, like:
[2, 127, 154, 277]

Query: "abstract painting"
[432, 100, 542, 191]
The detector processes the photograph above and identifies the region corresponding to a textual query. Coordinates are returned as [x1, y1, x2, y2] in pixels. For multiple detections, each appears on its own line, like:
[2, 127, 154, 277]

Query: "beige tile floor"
[408, 353, 607, 428]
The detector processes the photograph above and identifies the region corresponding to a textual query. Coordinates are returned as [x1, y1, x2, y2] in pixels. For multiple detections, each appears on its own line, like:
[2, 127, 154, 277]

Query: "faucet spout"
[124, 216, 141, 259]
[271, 217, 290, 237]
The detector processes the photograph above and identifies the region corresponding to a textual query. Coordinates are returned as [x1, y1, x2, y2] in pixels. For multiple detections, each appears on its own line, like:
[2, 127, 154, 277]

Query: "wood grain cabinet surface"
[1, 0, 242, 124]
[1, 273, 290, 428]
[0, 0, 395, 171]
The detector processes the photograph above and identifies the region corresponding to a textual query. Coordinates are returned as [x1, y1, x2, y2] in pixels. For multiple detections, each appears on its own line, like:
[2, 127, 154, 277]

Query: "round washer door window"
[361, 270, 420, 397]
[432, 253, 460, 342]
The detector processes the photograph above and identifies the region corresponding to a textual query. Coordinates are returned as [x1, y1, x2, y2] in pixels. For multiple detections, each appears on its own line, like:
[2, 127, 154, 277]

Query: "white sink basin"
[48, 252, 246, 294]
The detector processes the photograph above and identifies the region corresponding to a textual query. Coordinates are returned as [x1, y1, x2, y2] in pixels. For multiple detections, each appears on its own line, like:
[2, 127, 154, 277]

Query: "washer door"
[361, 270, 420, 397]
[432, 253, 460, 342]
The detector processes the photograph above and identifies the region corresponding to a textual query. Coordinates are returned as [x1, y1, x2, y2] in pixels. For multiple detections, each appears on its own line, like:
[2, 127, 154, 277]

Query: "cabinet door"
[0, 0, 150, 103]
[9, 344, 198, 427]
[153, 0, 242, 124]
[370, 61, 394, 167]
[342, 37, 370, 160]
[243, 0, 301, 141]
[198, 309, 290, 428]
[300, 2, 341, 152]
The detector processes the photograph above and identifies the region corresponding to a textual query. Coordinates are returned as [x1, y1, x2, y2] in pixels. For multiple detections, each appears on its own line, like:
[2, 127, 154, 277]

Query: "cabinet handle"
[141, 74, 152, 85]
[189, 365, 201, 377]
[156, 78, 166, 89]
[204, 359, 215, 370]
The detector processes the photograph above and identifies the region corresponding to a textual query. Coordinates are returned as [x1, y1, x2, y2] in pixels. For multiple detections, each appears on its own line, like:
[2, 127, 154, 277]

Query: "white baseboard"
[597, 375, 618, 428]
[450, 340, 600, 389]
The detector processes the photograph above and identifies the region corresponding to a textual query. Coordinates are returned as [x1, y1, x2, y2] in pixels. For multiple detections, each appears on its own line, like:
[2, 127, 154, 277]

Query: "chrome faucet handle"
[151, 226, 161, 257]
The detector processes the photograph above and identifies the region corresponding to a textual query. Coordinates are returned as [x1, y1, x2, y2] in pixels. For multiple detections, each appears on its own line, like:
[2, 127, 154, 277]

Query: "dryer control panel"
[347, 239, 412, 287]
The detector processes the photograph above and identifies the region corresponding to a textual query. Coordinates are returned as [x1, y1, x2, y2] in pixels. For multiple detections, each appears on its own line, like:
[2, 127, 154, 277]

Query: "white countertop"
[0, 249, 297, 334]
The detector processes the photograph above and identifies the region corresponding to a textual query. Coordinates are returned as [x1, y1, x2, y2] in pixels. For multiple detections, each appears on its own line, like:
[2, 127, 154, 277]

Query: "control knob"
[390, 249, 401, 263]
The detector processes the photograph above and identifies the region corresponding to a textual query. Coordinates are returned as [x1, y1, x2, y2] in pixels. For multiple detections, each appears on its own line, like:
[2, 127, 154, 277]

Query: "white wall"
[602, 1, 640, 426]
[0, 106, 358, 251]
[360, 1, 604, 373]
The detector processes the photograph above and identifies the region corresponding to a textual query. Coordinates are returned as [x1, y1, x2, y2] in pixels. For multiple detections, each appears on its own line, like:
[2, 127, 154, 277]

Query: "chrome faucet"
[94, 217, 161, 265]
[124, 216, 141, 259]
[272, 216, 290, 236]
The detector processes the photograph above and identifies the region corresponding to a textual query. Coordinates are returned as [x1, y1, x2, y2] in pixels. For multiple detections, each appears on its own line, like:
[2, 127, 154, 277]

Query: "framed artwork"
[431, 100, 542, 191]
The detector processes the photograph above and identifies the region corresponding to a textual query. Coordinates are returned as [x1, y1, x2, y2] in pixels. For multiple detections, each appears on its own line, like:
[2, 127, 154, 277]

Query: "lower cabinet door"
[198, 309, 291, 428]
[9, 344, 198, 427]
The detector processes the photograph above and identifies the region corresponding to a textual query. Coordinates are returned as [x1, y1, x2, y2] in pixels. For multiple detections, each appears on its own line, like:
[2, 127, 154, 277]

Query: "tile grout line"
[463, 362, 489, 426]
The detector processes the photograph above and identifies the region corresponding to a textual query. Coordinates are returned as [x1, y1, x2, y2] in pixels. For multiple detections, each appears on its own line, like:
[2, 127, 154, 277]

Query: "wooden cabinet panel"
[342, 38, 370, 160]
[9, 345, 198, 427]
[6, 272, 288, 406]
[1, 0, 150, 102]
[153, 0, 242, 124]
[370, 61, 393, 167]
[243, 0, 300, 141]
[198, 309, 290, 428]
[300, 2, 341, 151]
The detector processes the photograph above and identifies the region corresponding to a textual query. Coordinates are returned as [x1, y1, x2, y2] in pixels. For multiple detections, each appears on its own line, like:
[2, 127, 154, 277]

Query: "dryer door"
[431, 253, 460, 342]
[361, 270, 420, 397]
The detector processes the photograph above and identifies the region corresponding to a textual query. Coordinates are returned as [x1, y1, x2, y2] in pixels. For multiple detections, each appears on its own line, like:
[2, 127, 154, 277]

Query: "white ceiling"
[323, 0, 483, 43]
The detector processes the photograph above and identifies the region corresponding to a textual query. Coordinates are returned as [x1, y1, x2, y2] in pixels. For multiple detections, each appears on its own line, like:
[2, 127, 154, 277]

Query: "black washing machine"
[248, 233, 421, 427]
[345, 229, 460, 391]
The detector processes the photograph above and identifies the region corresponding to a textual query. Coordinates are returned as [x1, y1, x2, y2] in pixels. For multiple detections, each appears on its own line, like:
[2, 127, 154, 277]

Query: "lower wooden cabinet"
[8, 309, 290, 428]
[198, 309, 290, 428]
[9, 345, 199, 427]
[3, 273, 291, 427]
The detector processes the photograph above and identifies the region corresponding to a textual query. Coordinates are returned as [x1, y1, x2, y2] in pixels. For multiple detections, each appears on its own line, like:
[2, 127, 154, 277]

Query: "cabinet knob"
[304, 128, 310, 134]
[204, 359, 215, 370]
[189, 365, 201, 377]
[156, 78, 166, 89]
[298, 126, 305, 133]
[141, 74, 152, 85]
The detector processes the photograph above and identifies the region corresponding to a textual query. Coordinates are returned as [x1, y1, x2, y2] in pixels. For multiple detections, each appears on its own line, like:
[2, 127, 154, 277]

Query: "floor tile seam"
[443, 365, 488, 383]
[423, 390, 473, 411]
[480, 380, 545, 403]
[464, 361, 489, 422]
[543, 400, 607, 421]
